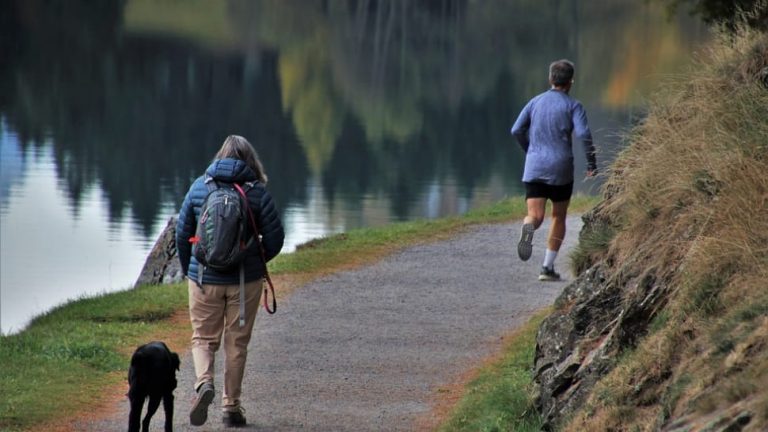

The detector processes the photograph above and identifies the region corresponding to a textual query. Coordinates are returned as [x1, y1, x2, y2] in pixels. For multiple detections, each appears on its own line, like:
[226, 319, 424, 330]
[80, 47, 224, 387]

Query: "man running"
[510, 59, 597, 281]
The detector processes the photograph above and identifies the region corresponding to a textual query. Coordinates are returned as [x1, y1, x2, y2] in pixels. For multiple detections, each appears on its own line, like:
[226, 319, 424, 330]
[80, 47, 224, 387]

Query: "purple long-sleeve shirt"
[511, 88, 596, 185]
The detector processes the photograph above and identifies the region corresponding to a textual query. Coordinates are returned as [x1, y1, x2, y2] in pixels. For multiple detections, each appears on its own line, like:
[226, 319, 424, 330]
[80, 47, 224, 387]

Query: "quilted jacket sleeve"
[259, 189, 284, 262]
[246, 184, 284, 262]
[175, 179, 202, 276]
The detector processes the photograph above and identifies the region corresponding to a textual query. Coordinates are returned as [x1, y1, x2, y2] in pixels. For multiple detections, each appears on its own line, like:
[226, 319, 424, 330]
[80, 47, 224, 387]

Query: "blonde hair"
[215, 135, 268, 184]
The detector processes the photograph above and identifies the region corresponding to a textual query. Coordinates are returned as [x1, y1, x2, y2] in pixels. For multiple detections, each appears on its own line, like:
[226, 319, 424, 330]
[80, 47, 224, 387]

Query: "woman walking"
[176, 135, 284, 427]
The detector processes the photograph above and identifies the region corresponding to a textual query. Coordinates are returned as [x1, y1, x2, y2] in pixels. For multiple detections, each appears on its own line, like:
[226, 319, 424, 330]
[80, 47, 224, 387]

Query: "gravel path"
[82, 216, 582, 432]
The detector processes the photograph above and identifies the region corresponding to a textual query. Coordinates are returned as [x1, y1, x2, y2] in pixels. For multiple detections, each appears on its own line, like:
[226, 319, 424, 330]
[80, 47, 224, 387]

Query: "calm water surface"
[0, 0, 708, 333]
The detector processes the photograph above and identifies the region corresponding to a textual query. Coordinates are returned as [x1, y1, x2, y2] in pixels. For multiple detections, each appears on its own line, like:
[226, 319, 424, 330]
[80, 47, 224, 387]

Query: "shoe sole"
[222, 410, 247, 427]
[190, 386, 215, 426]
[538, 274, 561, 282]
[517, 223, 535, 261]
[223, 419, 247, 427]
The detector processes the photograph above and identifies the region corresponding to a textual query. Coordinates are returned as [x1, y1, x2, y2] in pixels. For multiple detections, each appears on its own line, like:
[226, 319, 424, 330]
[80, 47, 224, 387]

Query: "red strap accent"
[189, 236, 200, 244]
[233, 183, 277, 314]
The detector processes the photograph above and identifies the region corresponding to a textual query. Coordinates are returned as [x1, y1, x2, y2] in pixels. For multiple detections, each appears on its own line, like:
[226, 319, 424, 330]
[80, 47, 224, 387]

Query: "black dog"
[128, 341, 180, 432]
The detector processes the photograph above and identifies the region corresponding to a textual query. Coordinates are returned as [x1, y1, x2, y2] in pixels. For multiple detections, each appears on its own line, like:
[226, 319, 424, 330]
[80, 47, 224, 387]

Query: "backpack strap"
[239, 264, 246, 327]
[197, 265, 205, 290]
[204, 175, 219, 193]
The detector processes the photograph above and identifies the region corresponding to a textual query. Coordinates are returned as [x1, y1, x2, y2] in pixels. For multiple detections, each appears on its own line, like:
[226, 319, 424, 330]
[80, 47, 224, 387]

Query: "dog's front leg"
[143, 395, 161, 432]
[163, 393, 174, 432]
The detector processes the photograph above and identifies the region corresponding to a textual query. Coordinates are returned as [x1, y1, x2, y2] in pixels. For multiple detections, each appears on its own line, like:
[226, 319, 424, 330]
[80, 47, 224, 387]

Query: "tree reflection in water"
[1, 0, 708, 237]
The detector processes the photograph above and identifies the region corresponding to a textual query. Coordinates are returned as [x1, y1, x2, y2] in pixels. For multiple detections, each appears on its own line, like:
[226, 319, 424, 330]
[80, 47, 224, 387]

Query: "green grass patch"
[0, 195, 599, 430]
[0, 283, 188, 430]
[437, 312, 548, 432]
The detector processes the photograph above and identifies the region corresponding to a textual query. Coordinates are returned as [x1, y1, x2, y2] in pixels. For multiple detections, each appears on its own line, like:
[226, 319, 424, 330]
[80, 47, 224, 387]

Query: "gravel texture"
[81, 216, 582, 431]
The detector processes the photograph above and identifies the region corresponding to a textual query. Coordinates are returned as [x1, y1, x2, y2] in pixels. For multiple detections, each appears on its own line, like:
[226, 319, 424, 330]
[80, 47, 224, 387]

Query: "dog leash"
[234, 183, 277, 315]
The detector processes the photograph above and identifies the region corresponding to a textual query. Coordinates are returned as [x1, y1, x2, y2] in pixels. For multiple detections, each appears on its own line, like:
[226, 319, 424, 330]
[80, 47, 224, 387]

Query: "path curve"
[81, 216, 582, 431]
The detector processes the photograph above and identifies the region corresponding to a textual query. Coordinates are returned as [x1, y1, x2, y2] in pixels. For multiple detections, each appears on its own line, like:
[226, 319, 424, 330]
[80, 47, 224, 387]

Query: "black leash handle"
[262, 272, 277, 314]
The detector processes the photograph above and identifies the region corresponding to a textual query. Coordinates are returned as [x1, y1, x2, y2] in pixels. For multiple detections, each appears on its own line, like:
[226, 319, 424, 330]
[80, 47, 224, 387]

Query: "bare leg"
[519, 198, 547, 261]
[524, 198, 547, 229]
[548, 200, 570, 252]
[537, 199, 570, 281]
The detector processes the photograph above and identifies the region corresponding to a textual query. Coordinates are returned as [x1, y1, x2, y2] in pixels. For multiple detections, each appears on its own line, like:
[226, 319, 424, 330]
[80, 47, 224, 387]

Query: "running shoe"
[517, 223, 535, 261]
[538, 266, 561, 282]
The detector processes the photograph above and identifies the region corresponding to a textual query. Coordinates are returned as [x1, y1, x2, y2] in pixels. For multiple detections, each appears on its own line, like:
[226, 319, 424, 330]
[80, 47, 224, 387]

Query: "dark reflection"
[1, 0, 309, 236]
[1, 0, 707, 238]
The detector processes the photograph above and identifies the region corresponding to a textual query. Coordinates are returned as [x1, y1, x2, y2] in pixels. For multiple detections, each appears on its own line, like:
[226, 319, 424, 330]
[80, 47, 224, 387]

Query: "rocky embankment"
[532, 204, 673, 430]
[532, 29, 768, 432]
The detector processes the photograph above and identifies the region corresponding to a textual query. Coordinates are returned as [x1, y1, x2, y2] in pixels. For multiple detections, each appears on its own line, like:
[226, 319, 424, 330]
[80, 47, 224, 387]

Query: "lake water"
[0, 0, 708, 334]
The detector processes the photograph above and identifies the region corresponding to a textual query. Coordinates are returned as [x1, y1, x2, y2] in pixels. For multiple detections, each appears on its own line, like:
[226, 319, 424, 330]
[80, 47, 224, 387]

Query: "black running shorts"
[524, 181, 574, 202]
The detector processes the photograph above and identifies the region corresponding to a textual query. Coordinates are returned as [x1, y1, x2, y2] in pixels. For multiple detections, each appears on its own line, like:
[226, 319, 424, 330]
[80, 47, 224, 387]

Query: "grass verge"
[0, 283, 190, 431]
[436, 312, 548, 432]
[0, 195, 598, 431]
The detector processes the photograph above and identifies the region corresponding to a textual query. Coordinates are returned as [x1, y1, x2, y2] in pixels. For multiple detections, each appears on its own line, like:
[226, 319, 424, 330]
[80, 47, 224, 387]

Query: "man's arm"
[510, 101, 533, 153]
[573, 102, 597, 174]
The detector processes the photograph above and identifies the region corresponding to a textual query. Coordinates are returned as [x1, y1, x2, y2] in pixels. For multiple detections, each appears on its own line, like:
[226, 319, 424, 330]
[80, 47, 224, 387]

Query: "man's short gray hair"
[549, 59, 575, 86]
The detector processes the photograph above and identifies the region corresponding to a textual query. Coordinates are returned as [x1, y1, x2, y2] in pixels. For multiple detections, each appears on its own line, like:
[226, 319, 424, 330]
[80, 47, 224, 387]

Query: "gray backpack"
[192, 177, 253, 272]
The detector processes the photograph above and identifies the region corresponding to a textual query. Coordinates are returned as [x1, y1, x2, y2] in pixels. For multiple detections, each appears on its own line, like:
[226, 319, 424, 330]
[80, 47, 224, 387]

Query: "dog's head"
[170, 351, 180, 371]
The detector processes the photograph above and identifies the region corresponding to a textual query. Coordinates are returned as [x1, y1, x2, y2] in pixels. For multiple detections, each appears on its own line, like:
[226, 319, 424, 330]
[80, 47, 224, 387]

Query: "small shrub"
[692, 170, 721, 198]
[570, 222, 616, 275]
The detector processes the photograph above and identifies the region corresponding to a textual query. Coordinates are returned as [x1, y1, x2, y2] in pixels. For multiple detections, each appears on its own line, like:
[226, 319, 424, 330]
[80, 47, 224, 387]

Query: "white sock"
[543, 249, 558, 269]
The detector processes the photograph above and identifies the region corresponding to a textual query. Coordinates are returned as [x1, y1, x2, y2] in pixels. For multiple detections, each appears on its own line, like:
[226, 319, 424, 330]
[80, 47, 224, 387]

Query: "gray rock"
[533, 210, 670, 430]
[533, 264, 619, 429]
[134, 216, 183, 287]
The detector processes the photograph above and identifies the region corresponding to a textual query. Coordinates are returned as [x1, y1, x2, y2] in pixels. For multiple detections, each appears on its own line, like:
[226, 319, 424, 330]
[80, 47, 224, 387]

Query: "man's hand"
[586, 169, 597, 178]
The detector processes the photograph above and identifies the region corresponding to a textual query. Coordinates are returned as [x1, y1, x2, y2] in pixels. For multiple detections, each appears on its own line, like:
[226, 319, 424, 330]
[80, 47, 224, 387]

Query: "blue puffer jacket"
[176, 158, 284, 285]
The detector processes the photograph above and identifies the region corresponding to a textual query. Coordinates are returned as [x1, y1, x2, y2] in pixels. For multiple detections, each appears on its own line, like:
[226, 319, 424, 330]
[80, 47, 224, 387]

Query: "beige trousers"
[188, 278, 263, 411]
